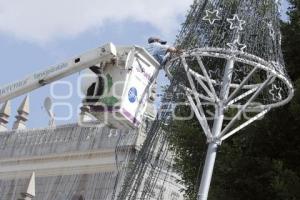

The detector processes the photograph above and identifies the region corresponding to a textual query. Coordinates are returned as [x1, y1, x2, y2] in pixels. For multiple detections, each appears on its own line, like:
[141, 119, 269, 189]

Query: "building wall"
[0, 124, 184, 200]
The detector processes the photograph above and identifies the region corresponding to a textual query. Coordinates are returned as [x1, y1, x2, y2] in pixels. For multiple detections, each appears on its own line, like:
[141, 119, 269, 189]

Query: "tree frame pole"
[197, 58, 235, 200]
[197, 142, 218, 200]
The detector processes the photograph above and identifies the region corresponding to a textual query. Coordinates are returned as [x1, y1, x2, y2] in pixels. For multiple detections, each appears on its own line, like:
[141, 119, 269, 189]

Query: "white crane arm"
[0, 43, 117, 104]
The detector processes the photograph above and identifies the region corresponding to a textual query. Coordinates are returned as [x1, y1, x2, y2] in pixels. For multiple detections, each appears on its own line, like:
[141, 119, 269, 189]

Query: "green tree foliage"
[282, 0, 300, 81]
[169, 1, 300, 199]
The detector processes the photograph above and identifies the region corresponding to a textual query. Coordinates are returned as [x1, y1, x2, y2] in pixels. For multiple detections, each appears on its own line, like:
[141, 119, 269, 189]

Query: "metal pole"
[197, 58, 235, 200]
[197, 110, 222, 200]
[197, 140, 219, 200]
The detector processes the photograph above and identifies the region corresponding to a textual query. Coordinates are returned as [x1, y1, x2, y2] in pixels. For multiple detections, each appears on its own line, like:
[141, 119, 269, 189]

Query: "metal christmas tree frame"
[166, 0, 294, 199]
[166, 46, 294, 200]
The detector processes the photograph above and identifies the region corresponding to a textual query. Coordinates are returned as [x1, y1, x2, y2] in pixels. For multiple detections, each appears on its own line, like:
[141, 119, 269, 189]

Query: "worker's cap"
[148, 37, 167, 45]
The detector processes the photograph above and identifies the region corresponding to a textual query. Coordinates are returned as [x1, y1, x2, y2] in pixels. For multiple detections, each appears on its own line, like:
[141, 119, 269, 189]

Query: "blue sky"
[0, 0, 290, 129]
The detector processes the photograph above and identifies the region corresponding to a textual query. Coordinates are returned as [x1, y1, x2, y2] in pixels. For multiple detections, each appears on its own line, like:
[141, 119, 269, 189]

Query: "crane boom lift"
[0, 43, 160, 128]
[0, 43, 117, 104]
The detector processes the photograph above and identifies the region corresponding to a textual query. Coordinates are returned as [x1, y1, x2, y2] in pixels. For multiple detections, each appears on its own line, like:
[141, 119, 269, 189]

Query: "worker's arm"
[167, 47, 183, 54]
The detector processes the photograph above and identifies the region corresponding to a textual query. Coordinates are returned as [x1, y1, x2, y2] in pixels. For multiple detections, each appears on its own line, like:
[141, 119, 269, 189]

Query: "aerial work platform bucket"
[81, 46, 160, 129]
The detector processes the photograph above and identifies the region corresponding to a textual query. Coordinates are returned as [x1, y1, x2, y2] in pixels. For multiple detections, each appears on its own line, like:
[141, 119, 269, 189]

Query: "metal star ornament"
[227, 14, 246, 30]
[233, 66, 248, 83]
[208, 68, 222, 85]
[227, 39, 247, 52]
[208, 68, 221, 79]
[269, 84, 283, 101]
[202, 10, 222, 25]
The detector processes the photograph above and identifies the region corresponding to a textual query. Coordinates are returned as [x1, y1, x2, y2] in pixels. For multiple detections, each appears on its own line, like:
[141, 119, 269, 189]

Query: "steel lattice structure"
[165, 0, 295, 199]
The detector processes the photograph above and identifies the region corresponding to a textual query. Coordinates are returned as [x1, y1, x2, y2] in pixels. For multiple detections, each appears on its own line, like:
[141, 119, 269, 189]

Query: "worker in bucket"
[146, 36, 180, 66]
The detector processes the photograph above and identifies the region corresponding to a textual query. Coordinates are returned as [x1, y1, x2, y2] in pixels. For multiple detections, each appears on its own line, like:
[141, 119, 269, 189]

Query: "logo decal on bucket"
[128, 87, 137, 103]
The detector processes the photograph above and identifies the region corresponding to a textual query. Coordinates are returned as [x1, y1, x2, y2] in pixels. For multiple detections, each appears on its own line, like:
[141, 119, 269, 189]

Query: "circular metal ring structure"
[166, 47, 294, 110]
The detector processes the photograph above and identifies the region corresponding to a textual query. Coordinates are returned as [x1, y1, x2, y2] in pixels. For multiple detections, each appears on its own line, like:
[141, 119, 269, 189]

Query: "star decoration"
[233, 66, 251, 83]
[269, 84, 283, 101]
[208, 68, 221, 79]
[227, 39, 247, 52]
[233, 66, 247, 83]
[202, 10, 222, 25]
[227, 14, 246, 30]
[233, 73, 242, 83]
[208, 68, 222, 85]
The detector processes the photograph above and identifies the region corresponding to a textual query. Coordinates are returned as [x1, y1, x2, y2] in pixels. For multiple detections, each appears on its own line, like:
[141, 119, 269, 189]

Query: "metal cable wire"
[116, 75, 180, 199]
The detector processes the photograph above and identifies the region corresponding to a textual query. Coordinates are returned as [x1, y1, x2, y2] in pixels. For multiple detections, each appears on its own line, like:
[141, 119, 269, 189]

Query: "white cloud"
[0, 0, 192, 44]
